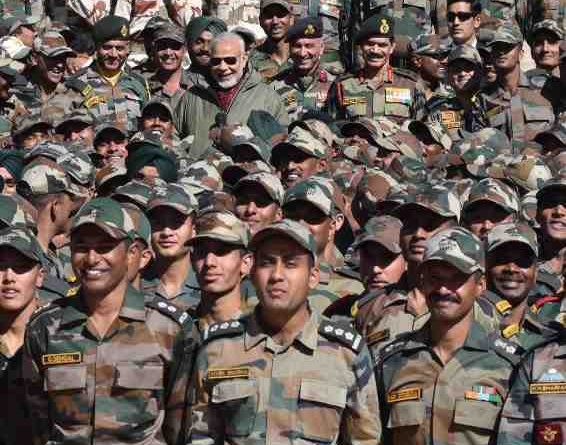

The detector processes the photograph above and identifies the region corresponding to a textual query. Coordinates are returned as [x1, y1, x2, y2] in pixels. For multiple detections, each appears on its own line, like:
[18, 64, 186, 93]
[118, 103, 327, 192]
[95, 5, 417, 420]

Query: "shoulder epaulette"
[531, 295, 561, 313]
[492, 336, 524, 363]
[202, 319, 245, 342]
[319, 318, 363, 352]
[146, 296, 190, 325]
[65, 76, 95, 98]
[333, 266, 361, 281]
[393, 67, 418, 81]
[28, 299, 66, 325]
[378, 330, 414, 361]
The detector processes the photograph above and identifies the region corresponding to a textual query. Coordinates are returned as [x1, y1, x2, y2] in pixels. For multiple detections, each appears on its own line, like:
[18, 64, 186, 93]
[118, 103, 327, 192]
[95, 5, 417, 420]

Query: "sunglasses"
[210, 56, 239, 66]
[447, 11, 475, 22]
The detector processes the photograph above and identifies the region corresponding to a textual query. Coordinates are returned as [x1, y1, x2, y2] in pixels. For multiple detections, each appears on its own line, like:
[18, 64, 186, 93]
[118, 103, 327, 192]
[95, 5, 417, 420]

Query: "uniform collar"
[417, 319, 490, 351]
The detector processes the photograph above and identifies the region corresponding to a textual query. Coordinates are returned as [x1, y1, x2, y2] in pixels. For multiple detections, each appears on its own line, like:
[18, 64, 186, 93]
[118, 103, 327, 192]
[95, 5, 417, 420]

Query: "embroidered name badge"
[464, 386, 502, 404]
[367, 329, 390, 346]
[439, 110, 462, 129]
[41, 352, 82, 366]
[343, 97, 367, 106]
[534, 423, 563, 445]
[385, 87, 411, 105]
[208, 367, 250, 380]
[387, 387, 422, 403]
[529, 383, 566, 394]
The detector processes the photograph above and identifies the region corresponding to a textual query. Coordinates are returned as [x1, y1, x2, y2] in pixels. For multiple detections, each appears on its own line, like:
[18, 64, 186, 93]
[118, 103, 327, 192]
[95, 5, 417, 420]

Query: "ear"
[126, 240, 140, 265]
[35, 266, 45, 288]
[308, 263, 320, 290]
[316, 158, 328, 172]
[140, 248, 153, 271]
[240, 252, 254, 277]
[473, 15, 481, 30]
[331, 212, 345, 233]
[476, 274, 486, 294]
[412, 55, 423, 70]
[274, 207, 283, 222]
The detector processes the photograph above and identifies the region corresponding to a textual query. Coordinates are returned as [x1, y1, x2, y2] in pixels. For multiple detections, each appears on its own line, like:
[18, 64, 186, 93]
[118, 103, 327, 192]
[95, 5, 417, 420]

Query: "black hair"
[447, 0, 482, 14]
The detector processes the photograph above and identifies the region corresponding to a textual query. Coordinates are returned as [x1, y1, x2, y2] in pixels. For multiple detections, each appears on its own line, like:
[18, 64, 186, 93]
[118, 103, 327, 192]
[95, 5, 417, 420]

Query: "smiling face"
[96, 39, 129, 72]
[0, 247, 43, 313]
[38, 54, 69, 86]
[260, 4, 293, 41]
[234, 183, 282, 235]
[154, 38, 186, 72]
[532, 30, 560, 70]
[189, 30, 214, 68]
[361, 37, 395, 72]
[210, 37, 247, 89]
[537, 189, 566, 243]
[148, 206, 193, 260]
[290, 37, 324, 75]
[95, 129, 128, 166]
[448, 58, 481, 93]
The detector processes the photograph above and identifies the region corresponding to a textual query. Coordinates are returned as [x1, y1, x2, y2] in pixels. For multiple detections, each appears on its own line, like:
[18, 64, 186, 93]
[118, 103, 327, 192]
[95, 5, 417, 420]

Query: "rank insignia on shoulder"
[387, 387, 421, 403]
[439, 110, 462, 129]
[67, 286, 79, 297]
[146, 297, 189, 325]
[501, 324, 520, 339]
[529, 382, 566, 394]
[367, 329, 390, 346]
[495, 300, 512, 315]
[319, 320, 362, 352]
[207, 366, 250, 381]
[41, 352, 82, 366]
[342, 96, 367, 106]
[80, 84, 94, 97]
[494, 337, 522, 355]
[203, 320, 244, 341]
[534, 423, 562, 445]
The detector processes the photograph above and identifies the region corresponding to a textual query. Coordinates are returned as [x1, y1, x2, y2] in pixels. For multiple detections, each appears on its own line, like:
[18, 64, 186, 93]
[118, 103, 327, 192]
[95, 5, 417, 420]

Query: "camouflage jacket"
[271, 67, 336, 122]
[147, 69, 193, 111]
[188, 309, 381, 445]
[22, 286, 196, 445]
[325, 67, 425, 124]
[376, 320, 518, 445]
[141, 265, 201, 311]
[497, 332, 566, 445]
[250, 43, 292, 81]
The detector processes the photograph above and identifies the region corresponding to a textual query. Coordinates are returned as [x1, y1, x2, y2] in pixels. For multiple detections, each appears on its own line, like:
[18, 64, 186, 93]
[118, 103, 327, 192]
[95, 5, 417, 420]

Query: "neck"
[259, 304, 310, 346]
[321, 242, 337, 267]
[406, 261, 420, 289]
[84, 279, 129, 337]
[271, 39, 289, 63]
[36, 217, 58, 253]
[498, 66, 521, 94]
[96, 61, 122, 78]
[297, 62, 320, 79]
[508, 298, 528, 326]
[154, 254, 191, 295]
[0, 297, 38, 355]
[364, 63, 389, 81]
[157, 67, 182, 88]
[430, 311, 473, 364]
[199, 287, 242, 326]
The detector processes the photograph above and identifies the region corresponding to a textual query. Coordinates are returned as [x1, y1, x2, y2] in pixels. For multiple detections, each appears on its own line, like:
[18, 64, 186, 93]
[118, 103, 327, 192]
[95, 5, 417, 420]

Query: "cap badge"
[379, 18, 390, 34]
[120, 25, 128, 38]
[304, 24, 316, 36]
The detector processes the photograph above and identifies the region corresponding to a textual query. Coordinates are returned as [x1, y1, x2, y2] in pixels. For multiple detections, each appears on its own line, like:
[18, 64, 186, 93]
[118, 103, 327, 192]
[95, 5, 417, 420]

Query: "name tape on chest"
[41, 352, 82, 366]
[207, 367, 250, 380]
[385, 87, 411, 105]
[387, 387, 422, 403]
[367, 329, 390, 346]
[529, 382, 566, 394]
[343, 96, 367, 106]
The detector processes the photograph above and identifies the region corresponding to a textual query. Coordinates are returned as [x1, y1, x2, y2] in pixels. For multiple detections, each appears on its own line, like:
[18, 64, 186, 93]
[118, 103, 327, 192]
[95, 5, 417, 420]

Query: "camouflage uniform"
[250, 41, 292, 81]
[375, 227, 518, 445]
[22, 198, 196, 445]
[496, 331, 566, 445]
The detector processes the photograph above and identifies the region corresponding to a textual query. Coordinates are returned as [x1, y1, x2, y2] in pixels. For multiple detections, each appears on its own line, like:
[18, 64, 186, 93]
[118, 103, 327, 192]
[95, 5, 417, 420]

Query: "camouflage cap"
[71, 198, 135, 240]
[488, 23, 523, 46]
[520, 191, 538, 228]
[11, 114, 51, 139]
[120, 202, 152, 249]
[388, 155, 428, 184]
[410, 33, 452, 57]
[112, 179, 155, 209]
[260, 0, 291, 11]
[271, 126, 328, 163]
[147, 182, 197, 215]
[352, 168, 402, 219]
[486, 221, 538, 256]
[341, 144, 379, 166]
[93, 122, 128, 146]
[340, 117, 382, 144]
[0, 36, 31, 60]
[249, 218, 317, 262]
[141, 98, 174, 120]
[55, 109, 95, 133]
[352, 215, 402, 253]
[447, 44, 483, 66]
[33, 31, 75, 58]
[233, 137, 271, 163]
[221, 160, 272, 187]
[24, 140, 69, 165]
[536, 172, 566, 200]
[180, 161, 223, 195]
[95, 164, 128, 190]
[283, 176, 335, 216]
[463, 178, 519, 214]
[535, 120, 566, 148]
[0, 226, 43, 264]
[393, 184, 461, 220]
[408, 120, 452, 151]
[59, 150, 96, 188]
[190, 210, 250, 247]
[422, 227, 485, 273]
[19, 158, 83, 198]
[531, 19, 563, 41]
[498, 155, 553, 192]
[289, 118, 339, 148]
[234, 172, 285, 205]
[153, 23, 185, 44]
[0, 194, 37, 232]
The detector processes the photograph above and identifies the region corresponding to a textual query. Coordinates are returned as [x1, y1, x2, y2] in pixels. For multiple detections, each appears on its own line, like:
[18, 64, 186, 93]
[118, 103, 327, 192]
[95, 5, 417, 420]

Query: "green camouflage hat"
[447, 44, 483, 65]
[422, 226, 485, 273]
[0, 194, 37, 232]
[340, 117, 382, 144]
[271, 126, 328, 164]
[410, 33, 452, 57]
[352, 215, 402, 253]
[536, 171, 566, 200]
[95, 164, 128, 191]
[341, 144, 379, 166]
[394, 184, 461, 220]
[486, 221, 538, 256]
[153, 23, 185, 44]
[120, 202, 152, 249]
[0, 226, 43, 264]
[388, 155, 428, 184]
[33, 31, 75, 58]
[408, 120, 453, 151]
[12, 114, 51, 139]
[374, 129, 420, 158]
[495, 155, 552, 192]
[24, 141, 69, 165]
[19, 158, 83, 198]
[520, 191, 538, 228]
[59, 150, 96, 188]
[283, 176, 335, 216]
[55, 109, 96, 133]
[531, 19, 563, 41]
[249, 218, 317, 262]
[180, 161, 223, 195]
[463, 178, 519, 214]
[289, 118, 339, 148]
[190, 210, 250, 247]
[488, 23, 523, 46]
[221, 160, 272, 187]
[112, 179, 155, 209]
[233, 137, 272, 163]
[147, 183, 197, 215]
[141, 98, 174, 120]
[234, 172, 285, 205]
[71, 198, 135, 240]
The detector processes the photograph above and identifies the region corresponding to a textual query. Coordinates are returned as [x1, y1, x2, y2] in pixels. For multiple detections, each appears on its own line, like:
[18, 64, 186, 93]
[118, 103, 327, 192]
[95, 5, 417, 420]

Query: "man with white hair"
[175, 31, 288, 160]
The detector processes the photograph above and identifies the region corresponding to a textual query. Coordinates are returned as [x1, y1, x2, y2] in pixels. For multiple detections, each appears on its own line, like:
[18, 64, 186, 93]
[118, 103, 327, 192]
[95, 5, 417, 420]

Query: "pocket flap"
[403, 0, 427, 7]
[44, 364, 87, 391]
[454, 399, 500, 430]
[115, 362, 164, 390]
[388, 401, 426, 427]
[299, 379, 347, 408]
[536, 396, 566, 419]
[523, 104, 553, 122]
[212, 379, 257, 404]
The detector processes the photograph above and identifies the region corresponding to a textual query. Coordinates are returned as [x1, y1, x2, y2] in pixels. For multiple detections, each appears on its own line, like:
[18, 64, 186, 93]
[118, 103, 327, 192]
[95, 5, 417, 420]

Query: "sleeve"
[268, 88, 290, 127]
[174, 91, 192, 139]
[496, 355, 534, 445]
[324, 80, 344, 120]
[341, 345, 382, 445]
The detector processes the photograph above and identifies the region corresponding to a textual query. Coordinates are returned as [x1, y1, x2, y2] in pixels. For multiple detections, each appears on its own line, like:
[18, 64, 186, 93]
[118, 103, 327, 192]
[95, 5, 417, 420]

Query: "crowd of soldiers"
[0, 0, 566, 444]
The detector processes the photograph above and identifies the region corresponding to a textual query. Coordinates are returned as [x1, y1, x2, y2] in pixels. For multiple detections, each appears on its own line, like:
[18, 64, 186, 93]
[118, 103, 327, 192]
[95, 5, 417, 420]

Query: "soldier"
[22, 197, 195, 445]
[143, 183, 200, 311]
[187, 210, 253, 329]
[271, 17, 335, 122]
[461, 177, 520, 240]
[0, 227, 45, 445]
[446, 0, 482, 46]
[65, 15, 149, 134]
[409, 34, 452, 102]
[120, 202, 153, 290]
[375, 227, 517, 445]
[251, 0, 293, 80]
[478, 23, 555, 144]
[233, 171, 284, 235]
[325, 15, 424, 124]
[527, 19, 562, 77]
[0, 149, 22, 195]
[188, 218, 381, 444]
[93, 122, 128, 167]
[496, 328, 566, 445]
[54, 109, 96, 147]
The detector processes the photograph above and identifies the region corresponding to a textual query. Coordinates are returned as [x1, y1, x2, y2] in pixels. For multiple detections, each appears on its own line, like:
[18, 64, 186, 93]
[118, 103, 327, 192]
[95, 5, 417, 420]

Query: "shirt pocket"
[453, 399, 501, 431]
[297, 379, 347, 443]
[211, 379, 258, 437]
[44, 364, 89, 426]
[523, 104, 554, 130]
[387, 400, 425, 443]
[113, 362, 164, 419]
[535, 395, 566, 420]
[44, 364, 87, 392]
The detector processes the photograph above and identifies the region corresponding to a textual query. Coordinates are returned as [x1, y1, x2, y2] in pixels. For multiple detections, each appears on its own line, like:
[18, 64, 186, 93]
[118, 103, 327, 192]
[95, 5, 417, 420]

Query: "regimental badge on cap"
[379, 18, 390, 34]
[120, 25, 128, 38]
[305, 24, 315, 36]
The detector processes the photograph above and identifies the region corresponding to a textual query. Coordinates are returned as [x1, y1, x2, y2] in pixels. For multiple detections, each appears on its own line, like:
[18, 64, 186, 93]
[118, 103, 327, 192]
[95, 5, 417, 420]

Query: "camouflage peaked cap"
[408, 120, 452, 151]
[0, 226, 43, 264]
[24, 140, 69, 164]
[486, 221, 538, 256]
[352, 215, 403, 253]
[447, 44, 483, 66]
[496, 155, 552, 192]
[147, 183, 198, 215]
[271, 126, 328, 164]
[531, 19, 564, 41]
[233, 137, 272, 163]
[95, 164, 128, 190]
[180, 161, 223, 194]
[250, 219, 317, 262]
[112, 179, 155, 210]
[0, 194, 37, 232]
[536, 172, 566, 201]
[71, 198, 135, 240]
[393, 184, 461, 220]
[411, 33, 452, 57]
[284, 176, 335, 216]
[59, 149, 96, 187]
[290, 118, 338, 148]
[19, 158, 83, 197]
[234, 172, 285, 205]
[190, 210, 250, 247]
[463, 178, 520, 214]
[488, 23, 523, 46]
[422, 227, 485, 273]
[33, 31, 75, 58]
[120, 202, 152, 249]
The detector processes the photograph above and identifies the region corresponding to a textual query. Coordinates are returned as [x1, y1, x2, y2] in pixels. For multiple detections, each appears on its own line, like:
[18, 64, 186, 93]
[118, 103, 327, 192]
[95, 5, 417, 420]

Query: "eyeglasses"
[210, 56, 239, 66]
[447, 11, 475, 22]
